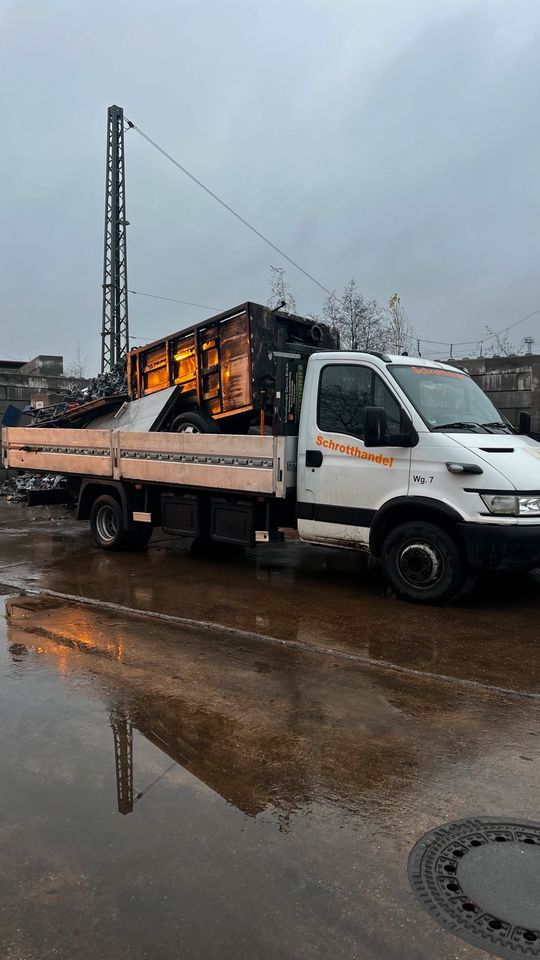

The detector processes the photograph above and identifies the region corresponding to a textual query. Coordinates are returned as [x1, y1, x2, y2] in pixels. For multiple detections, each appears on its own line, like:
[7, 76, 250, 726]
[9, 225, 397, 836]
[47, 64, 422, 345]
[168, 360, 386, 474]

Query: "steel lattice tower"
[110, 708, 134, 815]
[101, 104, 129, 373]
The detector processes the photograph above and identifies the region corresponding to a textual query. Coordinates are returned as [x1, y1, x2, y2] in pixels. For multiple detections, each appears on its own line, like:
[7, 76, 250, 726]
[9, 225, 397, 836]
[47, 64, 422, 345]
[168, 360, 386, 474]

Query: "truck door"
[297, 359, 412, 548]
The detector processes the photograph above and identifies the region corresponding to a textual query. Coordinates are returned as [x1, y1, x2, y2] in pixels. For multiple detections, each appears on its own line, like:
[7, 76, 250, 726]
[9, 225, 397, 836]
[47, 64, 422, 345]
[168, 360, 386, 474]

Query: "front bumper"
[458, 522, 540, 572]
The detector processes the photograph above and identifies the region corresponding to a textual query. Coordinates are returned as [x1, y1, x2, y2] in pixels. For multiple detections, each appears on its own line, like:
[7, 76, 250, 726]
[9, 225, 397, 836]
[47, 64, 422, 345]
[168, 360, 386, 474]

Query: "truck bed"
[2, 427, 294, 497]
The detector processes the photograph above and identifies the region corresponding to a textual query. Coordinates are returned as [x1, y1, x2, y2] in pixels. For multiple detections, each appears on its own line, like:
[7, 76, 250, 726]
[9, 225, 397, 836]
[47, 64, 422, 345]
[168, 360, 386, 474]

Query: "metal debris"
[28, 361, 128, 426]
[61, 361, 127, 405]
[0, 473, 67, 502]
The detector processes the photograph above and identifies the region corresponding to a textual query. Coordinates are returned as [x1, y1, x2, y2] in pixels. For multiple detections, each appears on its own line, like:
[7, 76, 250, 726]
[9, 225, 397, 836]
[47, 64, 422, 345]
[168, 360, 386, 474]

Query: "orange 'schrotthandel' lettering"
[315, 436, 394, 467]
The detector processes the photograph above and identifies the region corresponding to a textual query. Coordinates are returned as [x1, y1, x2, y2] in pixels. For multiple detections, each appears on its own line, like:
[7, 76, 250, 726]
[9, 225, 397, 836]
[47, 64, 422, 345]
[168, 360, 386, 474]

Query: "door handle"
[306, 449, 323, 468]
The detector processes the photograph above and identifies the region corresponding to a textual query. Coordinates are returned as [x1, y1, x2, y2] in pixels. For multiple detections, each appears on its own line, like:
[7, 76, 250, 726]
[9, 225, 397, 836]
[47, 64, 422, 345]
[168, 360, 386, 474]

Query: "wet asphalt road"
[2, 503, 540, 959]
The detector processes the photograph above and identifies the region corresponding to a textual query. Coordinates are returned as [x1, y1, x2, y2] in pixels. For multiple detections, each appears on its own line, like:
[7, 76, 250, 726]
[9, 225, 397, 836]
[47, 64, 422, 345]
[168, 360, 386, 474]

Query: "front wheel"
[380, 521, 466, 603]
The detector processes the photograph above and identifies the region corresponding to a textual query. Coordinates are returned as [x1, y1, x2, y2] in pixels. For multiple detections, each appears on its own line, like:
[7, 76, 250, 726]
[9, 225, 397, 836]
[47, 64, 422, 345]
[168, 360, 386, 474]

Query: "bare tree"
[323, 278, 387, 351]
[386, 294, 413, 354]
[267, 265, 297, 315]
[64, 342, 88, 379]
[483, 326, 521, 357]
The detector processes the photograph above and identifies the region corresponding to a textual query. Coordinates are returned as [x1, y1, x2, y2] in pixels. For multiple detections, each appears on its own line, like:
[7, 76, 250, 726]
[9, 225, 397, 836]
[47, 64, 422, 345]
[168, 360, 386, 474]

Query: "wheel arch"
[77, 479, 130, 526]
[369, 497, 465, 557]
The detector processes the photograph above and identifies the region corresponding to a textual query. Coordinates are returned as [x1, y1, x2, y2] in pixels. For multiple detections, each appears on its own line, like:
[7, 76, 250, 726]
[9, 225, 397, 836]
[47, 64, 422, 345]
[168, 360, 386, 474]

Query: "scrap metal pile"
[61, 361, 127, 406]
[29, 360, 128, 428]
[1, 363, 127, 504]
[0, 473, 67, 502]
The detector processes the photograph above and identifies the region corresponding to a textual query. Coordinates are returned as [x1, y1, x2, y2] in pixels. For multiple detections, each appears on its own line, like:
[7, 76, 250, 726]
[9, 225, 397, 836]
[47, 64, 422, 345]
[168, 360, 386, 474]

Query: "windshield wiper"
[432, 421, 487, 432]
[481, 421, 513, 433]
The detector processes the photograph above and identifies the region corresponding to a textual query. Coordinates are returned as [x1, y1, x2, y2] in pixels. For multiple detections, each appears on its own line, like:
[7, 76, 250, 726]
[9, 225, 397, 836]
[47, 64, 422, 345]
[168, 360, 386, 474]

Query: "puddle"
[2, 594, 540, 960]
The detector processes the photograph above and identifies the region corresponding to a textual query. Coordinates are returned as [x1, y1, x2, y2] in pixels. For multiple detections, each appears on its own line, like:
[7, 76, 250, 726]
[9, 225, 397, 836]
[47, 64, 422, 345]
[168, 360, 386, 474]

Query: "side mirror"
[363, 407, 416, 448]
[519, 411, 531, 436]
[363, 407, 387, 446]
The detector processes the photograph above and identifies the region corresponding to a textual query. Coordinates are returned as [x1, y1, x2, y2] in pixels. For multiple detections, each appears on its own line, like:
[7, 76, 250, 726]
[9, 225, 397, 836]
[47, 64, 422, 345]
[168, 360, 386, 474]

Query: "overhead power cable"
[125, 118, 334, 298]
[128, 288, 217, 344]
[125, 116, 538, 358]
[129, 334, 158, 341]
[128, 288, 219, 311]
[414, 305, 540, 349]
[466, 304, 540, 345]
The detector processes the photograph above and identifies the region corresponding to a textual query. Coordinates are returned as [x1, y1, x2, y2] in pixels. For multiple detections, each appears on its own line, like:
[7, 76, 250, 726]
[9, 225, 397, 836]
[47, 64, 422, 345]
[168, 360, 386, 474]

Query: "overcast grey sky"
[1, 0, 539, 370]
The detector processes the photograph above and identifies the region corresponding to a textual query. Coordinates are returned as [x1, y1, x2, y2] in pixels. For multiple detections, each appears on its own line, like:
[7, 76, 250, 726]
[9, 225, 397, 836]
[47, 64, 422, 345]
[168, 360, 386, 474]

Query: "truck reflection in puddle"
[6, 592, 540, 831]
[4, 594, 424, 819]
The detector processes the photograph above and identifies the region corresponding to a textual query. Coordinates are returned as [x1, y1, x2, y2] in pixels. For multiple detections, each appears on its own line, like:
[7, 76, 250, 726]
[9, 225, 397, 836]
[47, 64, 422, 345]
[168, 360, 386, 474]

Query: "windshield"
[388, 364, 510, 432]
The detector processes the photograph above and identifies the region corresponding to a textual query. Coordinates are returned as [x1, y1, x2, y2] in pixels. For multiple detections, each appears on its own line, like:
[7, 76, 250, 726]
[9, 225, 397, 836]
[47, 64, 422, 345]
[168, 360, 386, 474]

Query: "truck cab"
[297, 352, 540, 602]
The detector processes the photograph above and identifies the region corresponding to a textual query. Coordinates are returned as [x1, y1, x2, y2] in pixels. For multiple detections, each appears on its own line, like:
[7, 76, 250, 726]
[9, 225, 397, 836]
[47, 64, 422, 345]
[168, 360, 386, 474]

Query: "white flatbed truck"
[4, 351, 540, 603]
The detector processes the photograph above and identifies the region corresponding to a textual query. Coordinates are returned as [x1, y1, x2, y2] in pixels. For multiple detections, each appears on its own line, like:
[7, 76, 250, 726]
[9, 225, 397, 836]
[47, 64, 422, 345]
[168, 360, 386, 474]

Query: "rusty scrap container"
[126, 302, 337, 434]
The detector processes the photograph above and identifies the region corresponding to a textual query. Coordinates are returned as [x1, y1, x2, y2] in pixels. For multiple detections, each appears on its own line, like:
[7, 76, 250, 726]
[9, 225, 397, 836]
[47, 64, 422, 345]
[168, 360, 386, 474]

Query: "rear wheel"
[381, 521, 466, 603]
[171, 410, 220, 434]
[90, 495, 153, 551]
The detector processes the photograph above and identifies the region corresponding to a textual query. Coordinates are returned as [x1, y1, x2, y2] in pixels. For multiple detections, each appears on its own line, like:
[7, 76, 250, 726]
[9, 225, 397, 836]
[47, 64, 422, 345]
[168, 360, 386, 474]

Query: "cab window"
[318, 363, 403, 439]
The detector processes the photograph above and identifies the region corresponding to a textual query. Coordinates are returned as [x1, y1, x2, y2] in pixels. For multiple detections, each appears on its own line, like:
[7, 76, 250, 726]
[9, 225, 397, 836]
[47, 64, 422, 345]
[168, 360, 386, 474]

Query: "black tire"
[380, 521, 466, 604]
[89, 495, 153, 552]
[171, 410, 221, 434]
[90, 495, 129, 551]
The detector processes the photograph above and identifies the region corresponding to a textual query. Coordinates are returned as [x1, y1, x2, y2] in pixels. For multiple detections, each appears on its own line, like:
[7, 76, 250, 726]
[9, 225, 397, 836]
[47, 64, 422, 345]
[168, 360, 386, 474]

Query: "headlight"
[481, 494, 540, 516]
[481, 494, 518, 516]
[517, 496, 540, 516]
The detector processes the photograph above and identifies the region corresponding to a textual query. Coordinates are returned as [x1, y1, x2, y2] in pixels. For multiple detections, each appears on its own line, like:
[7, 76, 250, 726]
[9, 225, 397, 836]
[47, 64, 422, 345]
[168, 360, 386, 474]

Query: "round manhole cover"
[408, 817, 540, 958]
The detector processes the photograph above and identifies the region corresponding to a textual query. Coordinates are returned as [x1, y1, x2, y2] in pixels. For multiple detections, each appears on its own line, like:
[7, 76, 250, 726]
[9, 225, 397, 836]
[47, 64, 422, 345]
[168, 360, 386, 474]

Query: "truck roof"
[315, 351, 467, 374]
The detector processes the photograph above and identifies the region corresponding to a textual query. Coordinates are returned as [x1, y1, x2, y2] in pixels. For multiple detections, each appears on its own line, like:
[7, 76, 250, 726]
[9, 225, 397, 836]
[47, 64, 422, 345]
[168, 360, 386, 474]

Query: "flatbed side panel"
[118, 432, 275, 457]
[119, 459, 275, 493]
[117, 431, 282, 495]
[2, 427, 288, 498]
[3, 427, 113, 478]
[4, 427, 113, 447]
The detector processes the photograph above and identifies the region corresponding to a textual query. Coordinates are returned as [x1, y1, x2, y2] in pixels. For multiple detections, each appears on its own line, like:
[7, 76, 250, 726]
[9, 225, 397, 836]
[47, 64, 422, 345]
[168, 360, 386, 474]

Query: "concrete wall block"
[453, 354, 540, 431]
[20, 355, 64, 376]
[491, 390, 532, 409]
[480, 371, 532, 392]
